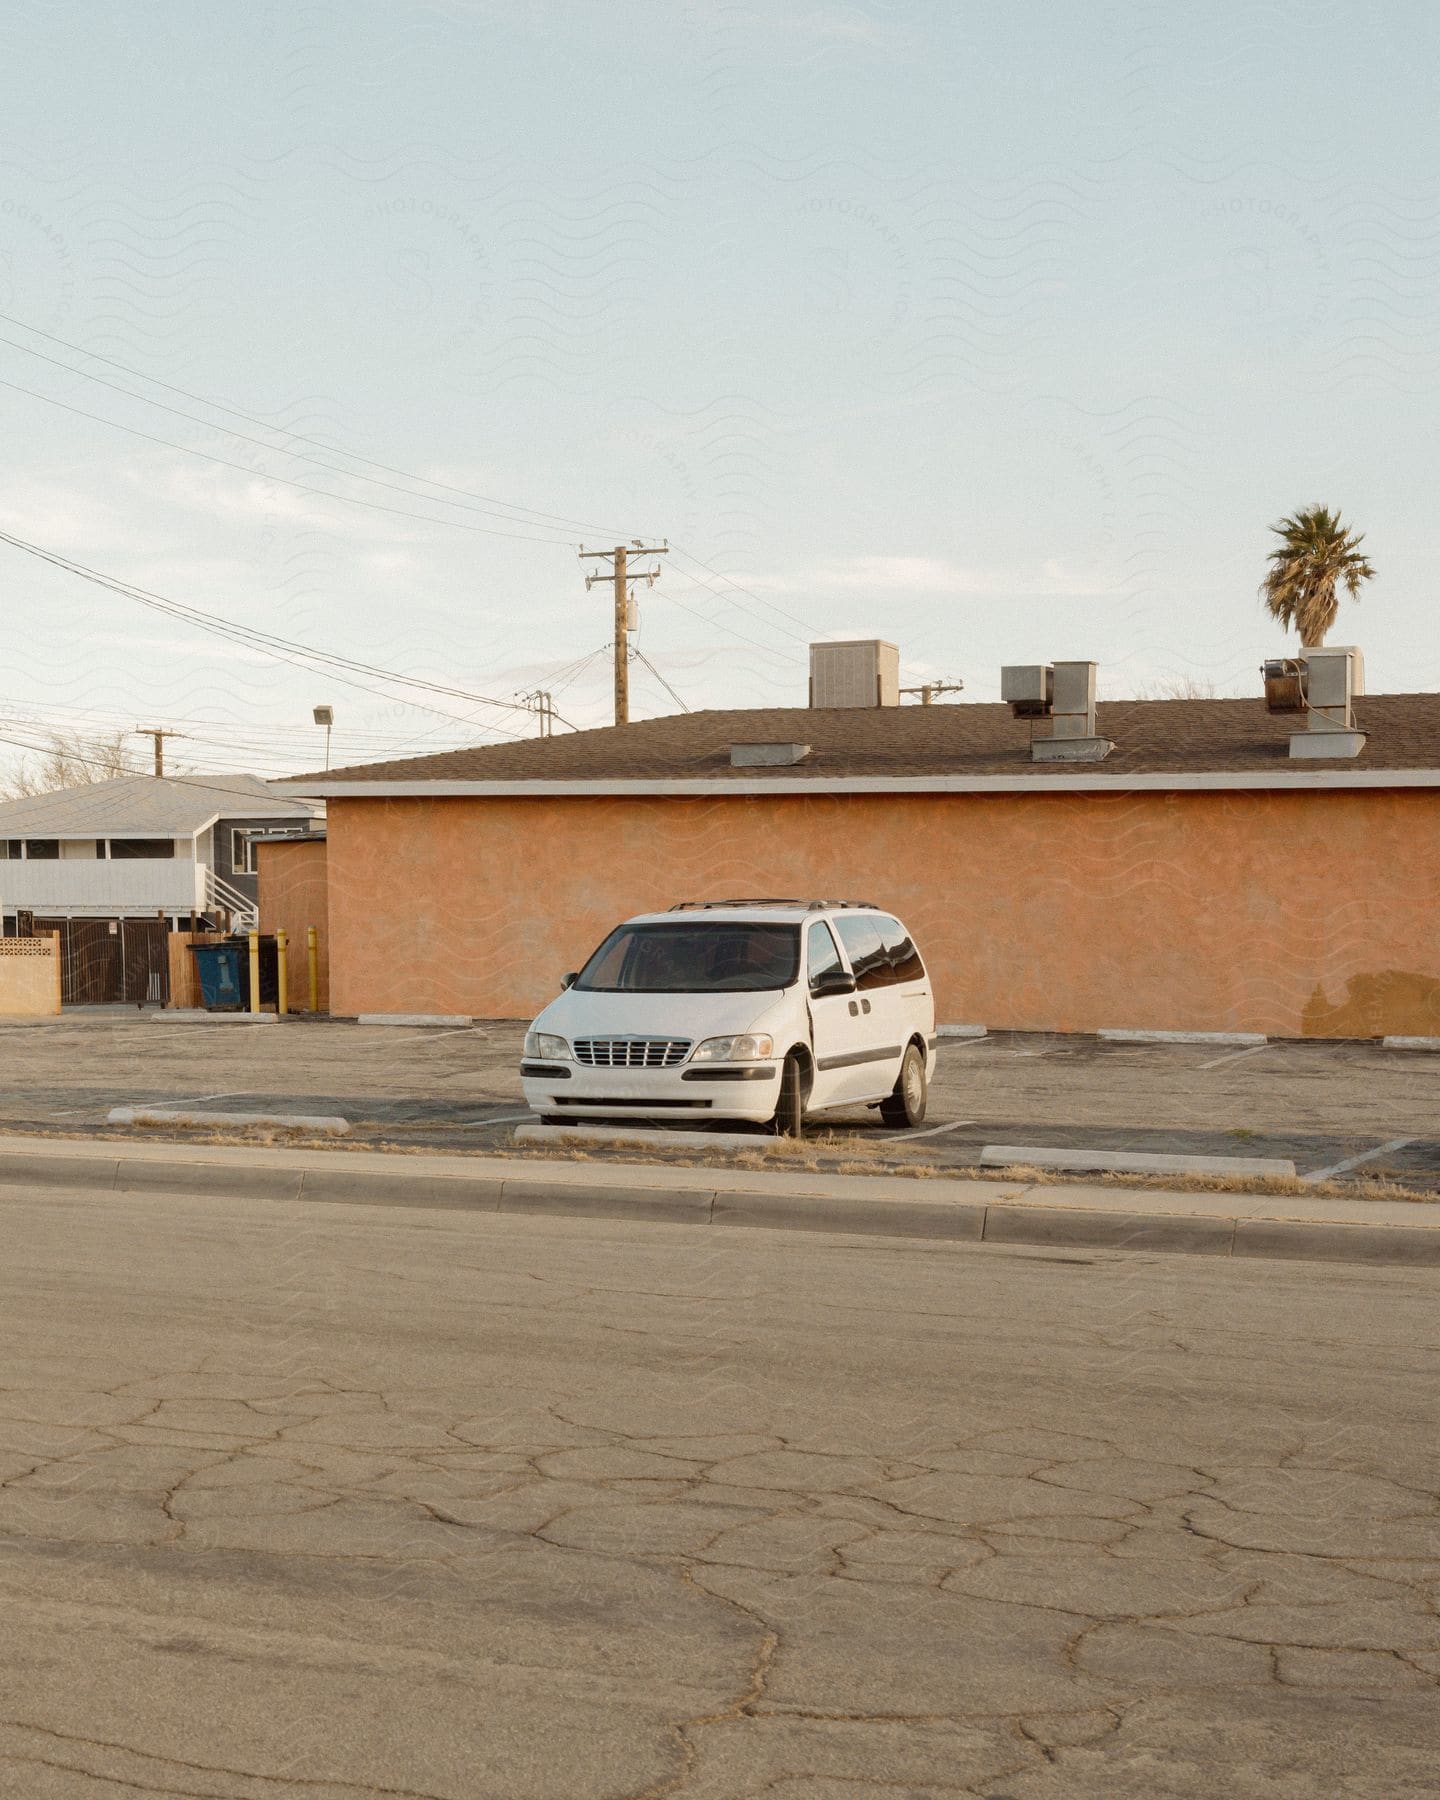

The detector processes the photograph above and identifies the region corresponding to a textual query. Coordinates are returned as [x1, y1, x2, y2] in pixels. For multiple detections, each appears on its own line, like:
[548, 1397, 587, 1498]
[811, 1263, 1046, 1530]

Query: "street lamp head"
[312, 705, 334, 727]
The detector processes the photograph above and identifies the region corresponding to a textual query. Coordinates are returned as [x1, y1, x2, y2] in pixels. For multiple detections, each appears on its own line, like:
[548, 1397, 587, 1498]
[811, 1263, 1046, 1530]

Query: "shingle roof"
[0, 773, 320, 837]
[297, 695, 1440, 786]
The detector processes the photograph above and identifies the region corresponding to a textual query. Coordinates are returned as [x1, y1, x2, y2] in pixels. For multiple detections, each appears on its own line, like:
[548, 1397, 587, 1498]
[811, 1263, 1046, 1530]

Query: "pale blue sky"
[1, 1, 1436, 778]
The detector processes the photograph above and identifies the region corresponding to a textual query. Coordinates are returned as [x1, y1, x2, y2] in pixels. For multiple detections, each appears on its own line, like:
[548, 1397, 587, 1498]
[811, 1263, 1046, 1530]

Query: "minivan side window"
[834, 914, 890, 990]
[877, 915, 925, 984]
[806, 921, 844, 994]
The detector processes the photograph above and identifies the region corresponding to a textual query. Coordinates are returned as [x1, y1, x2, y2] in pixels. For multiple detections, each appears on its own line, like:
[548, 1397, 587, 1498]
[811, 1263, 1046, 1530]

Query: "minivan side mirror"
[810, 968, 857, 998]
[561, 971, 578, 990]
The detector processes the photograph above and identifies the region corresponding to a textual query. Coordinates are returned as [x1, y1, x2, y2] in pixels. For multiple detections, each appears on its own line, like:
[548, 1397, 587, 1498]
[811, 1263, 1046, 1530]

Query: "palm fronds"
[1260, 505, 1375, 647]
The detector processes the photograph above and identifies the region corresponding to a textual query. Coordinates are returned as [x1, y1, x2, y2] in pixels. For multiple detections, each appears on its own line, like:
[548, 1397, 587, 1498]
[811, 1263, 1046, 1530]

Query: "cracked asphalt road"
[1, 1178, 1438, 1797]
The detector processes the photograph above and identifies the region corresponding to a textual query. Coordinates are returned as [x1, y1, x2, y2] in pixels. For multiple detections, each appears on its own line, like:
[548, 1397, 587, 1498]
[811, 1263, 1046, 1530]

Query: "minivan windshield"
[575, 922, 801, 993]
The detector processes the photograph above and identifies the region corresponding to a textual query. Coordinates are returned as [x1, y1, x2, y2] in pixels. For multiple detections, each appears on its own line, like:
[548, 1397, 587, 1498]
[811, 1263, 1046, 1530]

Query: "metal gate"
[33, 917, 171, 1006]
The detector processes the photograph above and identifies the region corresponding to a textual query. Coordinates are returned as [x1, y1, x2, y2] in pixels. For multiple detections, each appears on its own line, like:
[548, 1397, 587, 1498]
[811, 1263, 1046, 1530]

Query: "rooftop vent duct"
[1262, 646, 1366, 759]
[1001, 661, 1113, 763]
[809, 640, 900, 708]
[730, 743, 811, 767]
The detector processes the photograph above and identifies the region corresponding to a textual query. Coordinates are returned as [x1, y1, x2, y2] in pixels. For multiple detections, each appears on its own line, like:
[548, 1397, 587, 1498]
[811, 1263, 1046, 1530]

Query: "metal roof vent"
[809, 640, 900, 708]
[730, 742, 811, 767]
[1001, 661, 1113, 762]
[1263, 646, 1366, 759]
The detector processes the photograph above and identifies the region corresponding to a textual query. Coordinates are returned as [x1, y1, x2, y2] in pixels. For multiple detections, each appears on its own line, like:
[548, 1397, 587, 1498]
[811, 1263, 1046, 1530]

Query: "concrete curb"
[1097, 1029, 1267, 1047]
[157, 1010, 279, 1024]
[1383, 1036, 1440, 1052]
[356, 1014, 476, 1028]
[107, 1107, 351, 1135]
[0, 1137, 1436, 1267]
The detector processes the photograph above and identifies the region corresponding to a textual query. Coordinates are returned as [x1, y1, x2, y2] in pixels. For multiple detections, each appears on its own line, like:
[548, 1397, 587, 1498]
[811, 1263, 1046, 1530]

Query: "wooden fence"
[166, 931, 224, 1009]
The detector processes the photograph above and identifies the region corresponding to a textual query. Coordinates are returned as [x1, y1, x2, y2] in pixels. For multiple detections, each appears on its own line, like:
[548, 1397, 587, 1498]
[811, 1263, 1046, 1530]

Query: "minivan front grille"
[573, 1037, 692, 1069]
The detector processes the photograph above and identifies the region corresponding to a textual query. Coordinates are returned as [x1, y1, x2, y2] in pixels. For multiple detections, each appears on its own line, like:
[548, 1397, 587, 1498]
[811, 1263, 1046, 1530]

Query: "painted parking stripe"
[1302, 1136, 1415, 1185]
[460, 1112, 534, 1127]
[895, 1119, 976, 1141]
[52, 1089, 254, 1117]
[1198, 1044, 1271, 1071]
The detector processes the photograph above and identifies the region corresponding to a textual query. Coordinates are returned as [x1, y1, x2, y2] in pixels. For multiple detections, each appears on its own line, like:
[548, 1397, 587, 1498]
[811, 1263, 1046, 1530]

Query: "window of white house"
[108, 839, 176, 860]
[232, 828, 292, 873]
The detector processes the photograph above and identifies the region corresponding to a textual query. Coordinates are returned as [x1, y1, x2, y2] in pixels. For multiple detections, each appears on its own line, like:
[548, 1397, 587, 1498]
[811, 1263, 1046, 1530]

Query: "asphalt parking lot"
[1, 1013, 1437, 1191]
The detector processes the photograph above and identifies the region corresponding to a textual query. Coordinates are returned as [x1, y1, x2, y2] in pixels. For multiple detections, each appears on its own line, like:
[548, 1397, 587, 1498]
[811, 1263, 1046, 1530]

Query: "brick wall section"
[322, 789, 1440, 1037]
[0, 935, 61, 1016]
[257, 839, 330, 1012]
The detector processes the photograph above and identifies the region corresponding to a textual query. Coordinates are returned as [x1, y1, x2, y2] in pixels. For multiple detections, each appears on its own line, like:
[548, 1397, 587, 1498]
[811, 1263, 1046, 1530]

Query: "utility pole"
[579, 541, 668, 725]
[899, 680, 964, 706]
[518, 690, 556, 737]
[135, 726, 184, 777]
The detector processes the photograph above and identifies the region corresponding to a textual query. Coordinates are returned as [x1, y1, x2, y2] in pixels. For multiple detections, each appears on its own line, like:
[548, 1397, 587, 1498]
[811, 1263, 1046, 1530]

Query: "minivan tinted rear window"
[576, 922, 801, 993]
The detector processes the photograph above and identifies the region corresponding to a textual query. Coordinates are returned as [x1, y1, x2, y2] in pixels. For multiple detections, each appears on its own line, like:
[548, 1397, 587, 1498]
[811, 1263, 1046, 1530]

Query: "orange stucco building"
[256, 836, 331, 1012]
[290, 694, 1440, 1039]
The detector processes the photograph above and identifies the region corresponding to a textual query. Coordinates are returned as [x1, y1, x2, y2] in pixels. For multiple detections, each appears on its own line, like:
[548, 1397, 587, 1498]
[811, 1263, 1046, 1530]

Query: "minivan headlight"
[524, 1030, 571, 1060]
[690, 1034, 775, 1063]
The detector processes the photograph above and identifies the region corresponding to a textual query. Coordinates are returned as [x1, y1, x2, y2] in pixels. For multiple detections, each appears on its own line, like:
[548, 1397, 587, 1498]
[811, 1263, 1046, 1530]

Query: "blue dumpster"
[188, 937, 280, 1010]
[189, 940, 248, 1010]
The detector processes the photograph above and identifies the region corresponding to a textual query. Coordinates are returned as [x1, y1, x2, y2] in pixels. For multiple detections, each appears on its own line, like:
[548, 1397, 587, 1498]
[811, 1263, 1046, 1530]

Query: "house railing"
[205, 867, 259, 931]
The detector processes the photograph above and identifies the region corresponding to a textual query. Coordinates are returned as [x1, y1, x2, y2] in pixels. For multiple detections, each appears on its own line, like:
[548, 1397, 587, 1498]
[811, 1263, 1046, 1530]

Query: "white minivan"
[520, 899, 936, 1134]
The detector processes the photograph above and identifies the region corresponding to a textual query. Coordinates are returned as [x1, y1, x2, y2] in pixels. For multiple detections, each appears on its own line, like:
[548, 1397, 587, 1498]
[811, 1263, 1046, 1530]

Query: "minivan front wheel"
[880, 1044, 927, 1129]
[770, 1053, 807, 1137]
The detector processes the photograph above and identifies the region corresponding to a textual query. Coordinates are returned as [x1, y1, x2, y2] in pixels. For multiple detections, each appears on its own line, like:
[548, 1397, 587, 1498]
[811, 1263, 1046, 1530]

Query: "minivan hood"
[532, 988, 784, 1045]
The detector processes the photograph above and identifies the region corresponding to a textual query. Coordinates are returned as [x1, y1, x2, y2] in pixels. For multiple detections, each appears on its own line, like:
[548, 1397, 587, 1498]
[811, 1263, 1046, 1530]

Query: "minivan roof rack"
[668, 898, 878, 912]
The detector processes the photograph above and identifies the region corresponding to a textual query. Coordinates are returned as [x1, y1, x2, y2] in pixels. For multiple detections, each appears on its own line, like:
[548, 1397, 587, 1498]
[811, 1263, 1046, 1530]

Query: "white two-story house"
[0, 774, 322, 1004]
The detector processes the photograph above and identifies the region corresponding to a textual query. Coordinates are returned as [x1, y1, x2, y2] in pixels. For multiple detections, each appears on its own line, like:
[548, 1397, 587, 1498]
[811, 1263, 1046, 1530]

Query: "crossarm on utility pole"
[135, 727, 185, 777]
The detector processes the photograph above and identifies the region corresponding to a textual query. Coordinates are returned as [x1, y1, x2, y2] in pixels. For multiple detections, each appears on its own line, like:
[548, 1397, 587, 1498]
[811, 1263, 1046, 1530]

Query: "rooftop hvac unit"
[809, 640, 900, 708]
[1000, 664, 1054, 718]
[1001, 660, 1113, 762]
[1262, 647, 1368, 759]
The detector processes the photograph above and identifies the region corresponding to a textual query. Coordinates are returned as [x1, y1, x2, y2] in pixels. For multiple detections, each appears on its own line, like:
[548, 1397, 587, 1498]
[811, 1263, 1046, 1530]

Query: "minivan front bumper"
[521, 1059, 780, 1122]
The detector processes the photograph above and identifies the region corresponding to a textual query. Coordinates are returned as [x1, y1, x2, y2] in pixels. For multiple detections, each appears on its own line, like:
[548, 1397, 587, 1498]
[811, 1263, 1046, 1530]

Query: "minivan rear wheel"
[880, 1044, 927, 1128]
[771, 1053, 806, 1137]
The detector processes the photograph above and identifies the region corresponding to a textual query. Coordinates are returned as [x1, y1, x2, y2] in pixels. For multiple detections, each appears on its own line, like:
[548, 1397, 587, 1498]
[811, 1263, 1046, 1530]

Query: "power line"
[0, 375, 580, 546]
[0, 529, 533, 739]
[0, 328, 621, 538]
[0, 528, 539, 723]
[0, 313, 820, 675]
[0, 726, 326, 800]
[667, 542, 818, 639]
[634, 649, 691, 713]
[0, 317, 826, 697]
[0, 310, 633, 538]
[657, 583, 798, 666]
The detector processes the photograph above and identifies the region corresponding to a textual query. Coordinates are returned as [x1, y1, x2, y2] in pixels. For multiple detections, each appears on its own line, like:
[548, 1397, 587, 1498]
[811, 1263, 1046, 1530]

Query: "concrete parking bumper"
[0, 1133, 1437, 1266]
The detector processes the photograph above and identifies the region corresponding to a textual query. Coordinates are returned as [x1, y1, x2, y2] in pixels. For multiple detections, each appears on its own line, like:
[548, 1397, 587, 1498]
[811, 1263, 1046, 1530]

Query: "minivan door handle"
[848, 1000, 859, 1016]
[861, 998, 872, 1015]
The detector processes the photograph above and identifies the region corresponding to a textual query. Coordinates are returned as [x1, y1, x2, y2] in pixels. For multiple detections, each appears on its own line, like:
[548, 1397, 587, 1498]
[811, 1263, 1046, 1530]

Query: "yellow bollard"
[248, 930, 260, 1015]
[276, 928, 289, 1017]
[307, 925, 319, 1013]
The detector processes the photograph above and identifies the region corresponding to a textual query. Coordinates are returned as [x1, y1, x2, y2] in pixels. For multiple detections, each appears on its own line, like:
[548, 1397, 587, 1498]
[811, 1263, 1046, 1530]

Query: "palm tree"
[1260, 505, 1375, 647]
